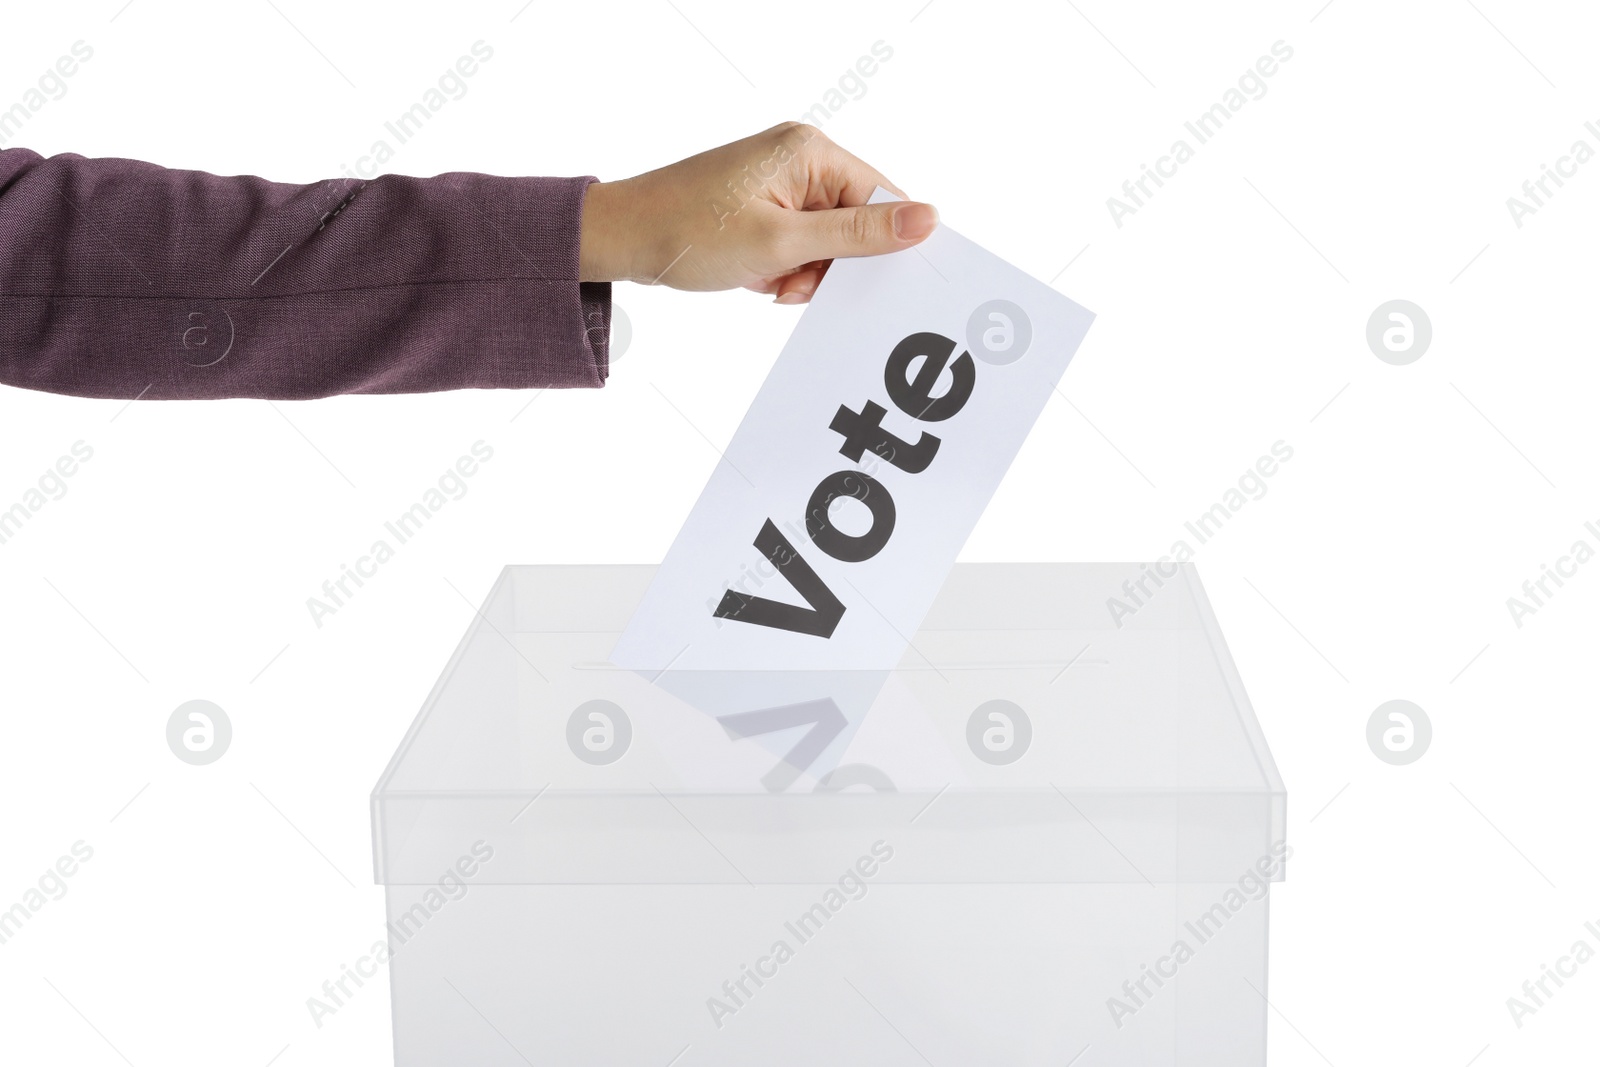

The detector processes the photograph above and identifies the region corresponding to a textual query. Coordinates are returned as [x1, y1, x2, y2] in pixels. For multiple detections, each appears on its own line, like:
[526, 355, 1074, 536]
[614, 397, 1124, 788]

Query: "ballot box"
[371, 563, 1287, 1066]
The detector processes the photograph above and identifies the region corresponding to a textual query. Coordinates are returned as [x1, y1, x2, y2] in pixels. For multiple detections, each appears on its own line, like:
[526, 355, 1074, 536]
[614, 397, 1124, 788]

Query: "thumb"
[785, 201, 939, 264]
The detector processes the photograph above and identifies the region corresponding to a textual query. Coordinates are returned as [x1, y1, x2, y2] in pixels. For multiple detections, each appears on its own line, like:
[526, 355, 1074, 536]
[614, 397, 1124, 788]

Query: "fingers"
[770, 122, 907, 208]
[737, 123, 927, 305]
[743, 262, 829, 303]
[809, 136, 908, 208]
[773, 261, 830, 304]
[780, 200, 939, 268]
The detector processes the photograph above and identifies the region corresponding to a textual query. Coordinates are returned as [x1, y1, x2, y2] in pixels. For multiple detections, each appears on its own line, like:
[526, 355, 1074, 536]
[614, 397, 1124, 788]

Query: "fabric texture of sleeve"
[0, 147, 611, 400]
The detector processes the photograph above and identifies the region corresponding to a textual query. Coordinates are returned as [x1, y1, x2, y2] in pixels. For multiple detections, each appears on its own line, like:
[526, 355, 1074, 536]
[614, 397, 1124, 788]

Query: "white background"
[1, 1, 1596, 1064]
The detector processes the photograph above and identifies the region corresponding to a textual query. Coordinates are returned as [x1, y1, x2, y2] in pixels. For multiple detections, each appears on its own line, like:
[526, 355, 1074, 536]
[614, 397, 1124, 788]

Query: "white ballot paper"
[613, 190, 1095, 678]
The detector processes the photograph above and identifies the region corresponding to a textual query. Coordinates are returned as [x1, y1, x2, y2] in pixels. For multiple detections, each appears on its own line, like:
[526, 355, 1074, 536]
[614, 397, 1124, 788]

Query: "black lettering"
[884, 331, 975, 421]
[828, 400, 941, 473]
[713, 519, 845, 637]
[807, 471, 895, 563]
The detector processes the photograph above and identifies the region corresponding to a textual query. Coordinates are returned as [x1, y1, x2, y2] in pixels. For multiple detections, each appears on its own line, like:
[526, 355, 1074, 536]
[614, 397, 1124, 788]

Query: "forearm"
[0, 148, 610, 400]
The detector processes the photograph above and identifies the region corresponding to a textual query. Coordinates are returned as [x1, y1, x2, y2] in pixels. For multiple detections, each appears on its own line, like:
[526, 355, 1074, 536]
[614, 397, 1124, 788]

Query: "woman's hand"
[579, 122, 938, 304]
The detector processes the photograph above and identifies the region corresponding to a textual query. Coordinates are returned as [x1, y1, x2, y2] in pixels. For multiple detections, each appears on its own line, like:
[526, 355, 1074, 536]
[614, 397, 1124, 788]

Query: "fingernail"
[894, 203, 938, 241]
[775, 291, 809, 305]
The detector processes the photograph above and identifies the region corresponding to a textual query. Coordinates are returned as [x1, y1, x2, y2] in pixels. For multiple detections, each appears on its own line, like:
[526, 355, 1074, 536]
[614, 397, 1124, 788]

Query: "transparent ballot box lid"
[371, 563, 1286, 887]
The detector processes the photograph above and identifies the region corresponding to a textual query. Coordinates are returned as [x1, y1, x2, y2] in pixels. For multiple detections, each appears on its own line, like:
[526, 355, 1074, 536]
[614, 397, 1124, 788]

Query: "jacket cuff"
[489, 173, 610, 390]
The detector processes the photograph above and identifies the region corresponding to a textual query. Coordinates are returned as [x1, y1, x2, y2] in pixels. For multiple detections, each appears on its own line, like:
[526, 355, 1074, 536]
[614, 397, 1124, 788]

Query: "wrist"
[579, 180, 634, 284]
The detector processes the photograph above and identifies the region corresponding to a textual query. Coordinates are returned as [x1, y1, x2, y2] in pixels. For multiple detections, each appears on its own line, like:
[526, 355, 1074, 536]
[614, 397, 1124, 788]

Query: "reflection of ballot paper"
[613, 189, 1095, 679]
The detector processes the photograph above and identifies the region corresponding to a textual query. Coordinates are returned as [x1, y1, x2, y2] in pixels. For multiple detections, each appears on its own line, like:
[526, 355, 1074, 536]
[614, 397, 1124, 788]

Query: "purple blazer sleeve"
[0, 148, 611, 400]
